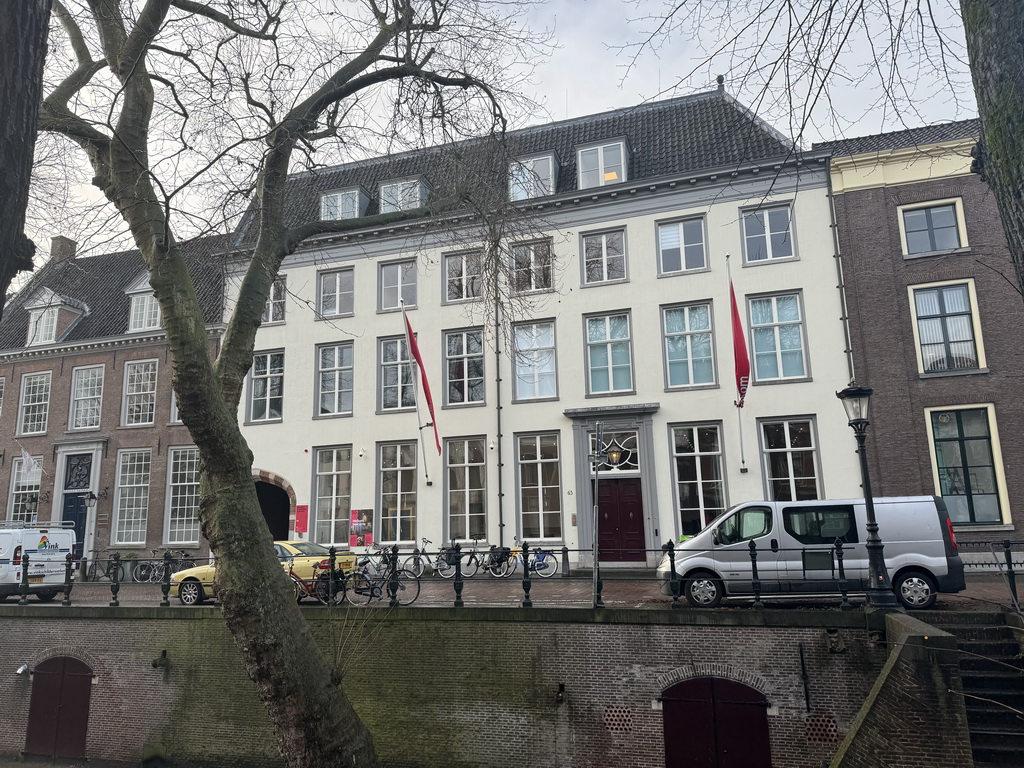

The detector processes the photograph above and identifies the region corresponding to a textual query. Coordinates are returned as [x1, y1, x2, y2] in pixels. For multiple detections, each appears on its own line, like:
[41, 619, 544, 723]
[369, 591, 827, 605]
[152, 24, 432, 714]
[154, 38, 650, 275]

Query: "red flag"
[403, 307, 442, 455]
[730, 280, 751, 408]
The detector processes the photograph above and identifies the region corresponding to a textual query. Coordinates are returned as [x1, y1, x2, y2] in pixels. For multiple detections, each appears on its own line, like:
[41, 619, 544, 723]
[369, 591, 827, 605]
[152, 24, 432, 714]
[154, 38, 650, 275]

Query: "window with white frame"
[664, 304, 714, 387]
[70, 365, 104, 430]
[18, 372, 51, 435]
[509, 155, 555, 200]
[512, 241, 552, 292]
[902, 201, 963, 256]
[380, 179, 424, 213]
[743, 205, 794, 262]
[170, 392, 182, 424]
[929, 407, 1004, 525]
[912, 282, 982, 372]
[167, 447, 200, 544]
[380, 442, 417, 542]
[447, 438, 486, 540]
[518, 434, 562, 539]
[513, 322, 556, 400]
[27, 306, 58, 346]
[9, 456, 41, 523]
[445, 251, 483, 302]
[445, 329, 484, 405]
[761, 419, 819, 501]
[262, 277, 286, 324]
[129, 293, 161, 331]
[321, 189, 362, 221]
[583, 230, 626, 284]
[250, 352, 284, 422]
[315, 446, 352, 545]
[658, 218, 706, 274]
[750, 294, 806, 381]
[578, 142, 626, 188]
[317, 342, 353, 416]
[379, 337, 415, 410]
[123, 360, 158, 425]
[672, 424, 726, 535]
[0, 377, 5, 418]
[379, 261, 416, 310]
[586, 313, 633, 393]
[115, 449, 151, 545]
[318, 269, 354, 317]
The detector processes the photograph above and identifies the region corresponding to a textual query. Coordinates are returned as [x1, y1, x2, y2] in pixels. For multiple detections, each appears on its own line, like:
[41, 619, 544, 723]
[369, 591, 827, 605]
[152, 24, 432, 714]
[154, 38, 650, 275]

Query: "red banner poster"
[350, 509, 374, 548]
[294, 504, 308, 534]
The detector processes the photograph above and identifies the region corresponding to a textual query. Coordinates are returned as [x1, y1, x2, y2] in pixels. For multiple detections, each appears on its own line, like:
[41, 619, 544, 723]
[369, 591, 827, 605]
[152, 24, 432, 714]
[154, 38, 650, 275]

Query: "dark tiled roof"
[238, 88, 797, 241]
[0, 234, 228, 351]
[814, 119, 979, 157]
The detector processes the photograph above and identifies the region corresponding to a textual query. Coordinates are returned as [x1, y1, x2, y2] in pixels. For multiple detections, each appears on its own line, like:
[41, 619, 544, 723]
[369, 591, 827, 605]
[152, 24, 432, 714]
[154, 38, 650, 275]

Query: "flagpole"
[726, 254, 748, 471]
[401, 300, 432, 485]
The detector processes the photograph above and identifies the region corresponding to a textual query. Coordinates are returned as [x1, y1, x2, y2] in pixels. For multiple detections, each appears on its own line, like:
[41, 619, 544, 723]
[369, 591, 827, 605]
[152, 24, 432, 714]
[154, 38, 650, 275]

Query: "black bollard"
[561, 545, 570, 577]
[19, 552, 30, 605]
[749, 540, 764, 609]
[160, 550, 172, 607]
[664, 540, 682, 609]
[388, 545, 400, 607]
[1005, 540, 1018, 607]
[522, 541, 533, 607]
[62, 553, 74, 606]
[453, 543, 464, 607]
[109, 552, 121, 607]
[836, 540, 852, 611]
[328, 546, 337, 606]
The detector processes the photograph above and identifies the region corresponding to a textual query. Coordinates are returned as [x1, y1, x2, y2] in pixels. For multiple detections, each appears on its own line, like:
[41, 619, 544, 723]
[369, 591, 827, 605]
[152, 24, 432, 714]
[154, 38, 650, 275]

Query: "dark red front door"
[597, 477, 646, 561]
[662, 677, 771, 768]
[25, 656, 93, 760]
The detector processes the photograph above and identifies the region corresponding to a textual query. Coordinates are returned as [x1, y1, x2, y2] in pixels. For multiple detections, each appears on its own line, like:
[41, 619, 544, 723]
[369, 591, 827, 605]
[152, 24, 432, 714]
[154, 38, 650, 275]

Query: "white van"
[0, 522, 76, 602]
[657, 496, 965, 609]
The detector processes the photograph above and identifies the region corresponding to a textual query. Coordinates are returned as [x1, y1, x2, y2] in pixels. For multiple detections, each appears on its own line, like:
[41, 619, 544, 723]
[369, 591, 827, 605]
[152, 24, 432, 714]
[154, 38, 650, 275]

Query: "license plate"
[27, 576, 43, 583]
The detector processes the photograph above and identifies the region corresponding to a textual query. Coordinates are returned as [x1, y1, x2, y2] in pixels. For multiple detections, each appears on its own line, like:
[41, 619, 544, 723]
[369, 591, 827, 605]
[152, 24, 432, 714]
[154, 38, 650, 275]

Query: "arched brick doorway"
[24, 656, 93, 760]
[253, 470, 296, 540]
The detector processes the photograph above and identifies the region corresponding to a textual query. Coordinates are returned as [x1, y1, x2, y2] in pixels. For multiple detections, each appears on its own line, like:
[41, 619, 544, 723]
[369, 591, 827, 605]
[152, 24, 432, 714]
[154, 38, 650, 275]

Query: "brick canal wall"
[0, 606, 958, 767]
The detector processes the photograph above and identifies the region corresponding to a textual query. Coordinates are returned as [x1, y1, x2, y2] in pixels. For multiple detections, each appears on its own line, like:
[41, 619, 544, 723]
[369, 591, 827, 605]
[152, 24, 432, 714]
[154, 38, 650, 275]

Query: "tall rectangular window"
[447, 438, 486, 541]
[70, 365, 104, 430]
[664, 304, 714, 387]
[518, 434, 562, 539]
[28, 307, 58, 345]
[513, 322, 556, 400]
[9, 456, 41, 523]
[743, 205, 794, 262]
[380, 443, 417, 542]
[0, 377, 5, 418]
[930, 407, 1003, 524]
[167, 447, 200, 544]
[379, 260, 416, 310]
[18, 372, 51, 435]
[262, 277, 286, 323]
[115, 450, 151, 545]
[380, 337, 415, 410]
[750, 294, 806, 381]
[315, 447, 352, 545]
[445, 251, 483, 302]
[912, 283, 980, 372]
[583, 230, 626, 284]
[250, 352, 284, 422]
[318, 269, 354, 317]
[445, 329, 484, 406]
[658, 218, 706, 274]
[380, 180, 424, 213]
[512, 241, 552, 292]
[902, 202, 962, 255]
[586, 313, 633, 393]
[321, 189, 361, 220]
[509, 155, 555, 200]
[129, 293, 161, 331]
[761, 419, 819, 501]
[673, 425, 725, 534]
[124, 360, 158, 425]
[578, 142, 626, 188]
[317, 343, 354, 417]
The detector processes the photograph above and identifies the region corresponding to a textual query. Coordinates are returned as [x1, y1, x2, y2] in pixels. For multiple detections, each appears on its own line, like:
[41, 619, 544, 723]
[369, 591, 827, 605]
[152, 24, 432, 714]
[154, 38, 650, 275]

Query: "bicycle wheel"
[177, 560, 197, 572]
[487, 558, 509, 578]
[344, 572, 374, 605]
[149, 561, 166, 583]
[402, 554, 425, 578]
[461, 554, 479, 579]
[86, 559, 99, 582]
[132, 561, 153, 583]
[113, 562, 127, 583]
[533, 551, 558, 578]
[314, 574, 343, 605]
[435, 553, 456, 579]
[504, 555, 519, 578]
[392, 569, 420, 606]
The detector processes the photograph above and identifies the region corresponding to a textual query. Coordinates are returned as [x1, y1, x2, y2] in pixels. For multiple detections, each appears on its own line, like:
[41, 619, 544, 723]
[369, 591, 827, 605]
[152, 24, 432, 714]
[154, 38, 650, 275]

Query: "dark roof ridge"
[814, 118, 980, 156]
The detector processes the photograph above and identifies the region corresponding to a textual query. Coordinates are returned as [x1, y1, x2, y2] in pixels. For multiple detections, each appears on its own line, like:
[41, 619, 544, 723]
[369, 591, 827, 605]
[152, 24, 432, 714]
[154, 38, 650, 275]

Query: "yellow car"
[171, 540, 355, 606]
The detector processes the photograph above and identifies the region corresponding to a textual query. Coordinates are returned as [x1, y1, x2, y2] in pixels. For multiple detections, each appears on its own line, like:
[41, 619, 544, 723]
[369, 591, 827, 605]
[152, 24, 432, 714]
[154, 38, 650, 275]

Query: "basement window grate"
[604, 706, 634, 733]
[805, 714, 839, 742]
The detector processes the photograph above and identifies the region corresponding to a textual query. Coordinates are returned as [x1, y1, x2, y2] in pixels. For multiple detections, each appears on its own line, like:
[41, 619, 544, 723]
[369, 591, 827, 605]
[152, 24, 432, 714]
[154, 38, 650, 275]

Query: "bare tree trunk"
[0, 0, 51, 319]
[962, 0, 1024, 296]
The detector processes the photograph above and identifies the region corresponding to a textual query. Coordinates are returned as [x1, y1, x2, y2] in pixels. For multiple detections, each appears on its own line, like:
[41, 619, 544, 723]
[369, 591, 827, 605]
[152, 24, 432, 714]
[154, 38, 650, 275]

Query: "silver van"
[657, 496, 965, 609]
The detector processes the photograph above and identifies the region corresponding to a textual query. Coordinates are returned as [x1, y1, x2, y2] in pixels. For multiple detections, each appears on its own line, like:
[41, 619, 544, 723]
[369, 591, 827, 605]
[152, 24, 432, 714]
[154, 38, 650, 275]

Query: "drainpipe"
[494, 298, 506, 547]
[825, 156, 857, 383]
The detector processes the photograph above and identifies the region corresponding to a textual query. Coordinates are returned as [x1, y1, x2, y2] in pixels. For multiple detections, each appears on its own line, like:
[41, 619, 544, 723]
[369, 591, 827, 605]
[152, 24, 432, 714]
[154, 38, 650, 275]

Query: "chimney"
[50, 236, 77, 263]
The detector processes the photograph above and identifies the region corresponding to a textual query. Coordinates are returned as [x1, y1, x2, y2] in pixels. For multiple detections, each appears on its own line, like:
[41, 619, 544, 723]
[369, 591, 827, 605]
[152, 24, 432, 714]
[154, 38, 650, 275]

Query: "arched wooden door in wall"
[662, 677, 771, 768]
[256, 481, 290, 540]
[24, 656, 93, 760]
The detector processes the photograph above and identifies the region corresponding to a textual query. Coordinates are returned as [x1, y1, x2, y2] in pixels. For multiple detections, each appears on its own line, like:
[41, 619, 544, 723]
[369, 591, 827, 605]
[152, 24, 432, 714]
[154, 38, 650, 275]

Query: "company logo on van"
[37, 536, 58, 551]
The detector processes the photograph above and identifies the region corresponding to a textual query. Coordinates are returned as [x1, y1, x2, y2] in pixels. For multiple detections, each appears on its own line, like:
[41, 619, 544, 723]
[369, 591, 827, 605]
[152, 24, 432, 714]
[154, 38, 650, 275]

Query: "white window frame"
[70, 364, 104, 430]
[9, 456, 42, 523]
[908, 279, 986, 374]
[582, 230, 627, 285]
[166, 446, 200, 545]
[446, 437, 487, 542]
[749, 293, 807, 382]
[512, 321, 557, 401]
[114, 449, 151, 545]
[760, 417, 821, 501]
[122, 359, 159, 426]
[577, 141, 626, 189]
[321, 188, 362, 221]
[379, 179, 425, 213]
[27, 306, 58, 346]
[585, 312, 634, 394]
[516, 433, 563, 541]
[18, 371, 51, 436]
[318, 268, 354, 317]
[379, 260, 417, 311]
[509, 154, 555, 200]
[314, 446, 353, 545]
[445, 328, 485, 406]
[444, 251, 483, 303]
[262, 276, 286, 324]
[742, 204, 796, 263]
[658, 217, 707, 275]
[512, 241, 553, 293]
[898, 198, 968, 257]
[170, 392, 182, 424]
[379, 337, 415, 411]
[671, 423, 727, 534]
[249, 351, 284, 423]
[0, 376, 5, 418]
[129, 293, 162, 332]
[316, 342, 354, 417]
[663, 303, 715, 388]
[379, 442, 417, 544]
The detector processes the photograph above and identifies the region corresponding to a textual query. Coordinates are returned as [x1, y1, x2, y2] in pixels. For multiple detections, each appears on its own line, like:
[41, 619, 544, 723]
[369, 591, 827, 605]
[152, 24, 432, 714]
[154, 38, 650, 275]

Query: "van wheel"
[894, 570, 937, 610]
[36, 590, 59, 603]
[685, 572, 724, 608]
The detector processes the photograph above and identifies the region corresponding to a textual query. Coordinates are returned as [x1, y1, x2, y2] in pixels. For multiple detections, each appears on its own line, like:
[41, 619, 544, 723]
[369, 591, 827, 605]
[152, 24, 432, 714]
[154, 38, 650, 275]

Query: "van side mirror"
[711, 529, 720, 547]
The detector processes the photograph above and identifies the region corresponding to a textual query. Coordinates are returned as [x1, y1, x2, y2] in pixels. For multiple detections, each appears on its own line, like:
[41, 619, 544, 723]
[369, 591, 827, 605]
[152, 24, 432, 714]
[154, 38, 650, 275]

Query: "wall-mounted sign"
[295, 505, 309, 534]
[350, 509, 374, 547]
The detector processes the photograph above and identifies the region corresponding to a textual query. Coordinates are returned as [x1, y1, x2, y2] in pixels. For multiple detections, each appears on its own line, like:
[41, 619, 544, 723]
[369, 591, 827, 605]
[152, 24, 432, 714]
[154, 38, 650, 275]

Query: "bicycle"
[86, 551, 127, 582]
[402, 538, 432, 577]
[516, 538, 559, 578]
[134, 549, 198, 583]
[344, 546, 420, 606]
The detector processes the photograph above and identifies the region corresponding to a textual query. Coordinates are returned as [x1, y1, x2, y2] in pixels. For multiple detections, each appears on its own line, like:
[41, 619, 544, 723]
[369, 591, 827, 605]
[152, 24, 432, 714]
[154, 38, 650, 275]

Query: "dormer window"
[129, 292, 161, 332]
[509, 155, 556, 200]
[577, 141, 627, 189]
[27, 307, 58, 346]
[321, 188, 366, 221]
[380, 179, 427, 213]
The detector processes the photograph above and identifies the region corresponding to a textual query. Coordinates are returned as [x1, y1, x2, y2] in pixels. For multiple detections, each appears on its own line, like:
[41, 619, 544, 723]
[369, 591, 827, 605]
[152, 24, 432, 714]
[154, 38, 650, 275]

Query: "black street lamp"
[836, 384, 901, 610]
[588, 423, 624, 608]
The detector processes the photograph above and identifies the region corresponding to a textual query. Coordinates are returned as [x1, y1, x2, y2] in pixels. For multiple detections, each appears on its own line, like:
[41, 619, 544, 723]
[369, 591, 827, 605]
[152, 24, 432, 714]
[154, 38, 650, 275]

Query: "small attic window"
[129, 293, 161, 332]
[509, 154, 556, 200]
[380, 178, 427, 213]
[577, 141, 628, 189]
[27, 307, 58, 346]
[322, 188, 366, 221]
